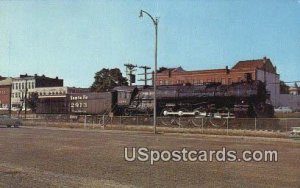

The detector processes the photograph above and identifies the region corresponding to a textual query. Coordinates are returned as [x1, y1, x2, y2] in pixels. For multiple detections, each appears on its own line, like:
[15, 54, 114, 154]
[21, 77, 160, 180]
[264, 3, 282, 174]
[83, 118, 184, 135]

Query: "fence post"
[226, 112, 229, 135]
[201, 118, 204, 133]
[255, 117, 257, 131]
[84, 115, 86, 128]
[92, 116, 95, 129]
[285, 118, 288, 133]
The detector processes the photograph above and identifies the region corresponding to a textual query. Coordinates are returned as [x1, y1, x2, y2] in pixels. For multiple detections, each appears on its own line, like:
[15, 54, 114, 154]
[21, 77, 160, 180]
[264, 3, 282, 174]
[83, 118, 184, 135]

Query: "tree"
[157, 67, 168, 73]
[91, 68, 128, 92]
[280, 81, 290, 94]
[27, 92, 39, 113]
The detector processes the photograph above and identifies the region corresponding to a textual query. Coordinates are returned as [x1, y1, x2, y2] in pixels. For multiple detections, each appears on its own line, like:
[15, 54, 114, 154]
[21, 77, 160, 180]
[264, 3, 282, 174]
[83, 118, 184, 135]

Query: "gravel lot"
[0, 126, 299, 187]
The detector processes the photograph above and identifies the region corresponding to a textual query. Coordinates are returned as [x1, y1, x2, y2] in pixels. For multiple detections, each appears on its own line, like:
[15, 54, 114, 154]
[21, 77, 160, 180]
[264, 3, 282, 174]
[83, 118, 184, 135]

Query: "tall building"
[156, 57, 280, 106]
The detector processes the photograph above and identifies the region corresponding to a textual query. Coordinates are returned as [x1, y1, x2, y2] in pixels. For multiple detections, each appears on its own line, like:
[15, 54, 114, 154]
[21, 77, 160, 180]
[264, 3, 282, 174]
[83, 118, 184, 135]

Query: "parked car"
[0, 115, 22, 128]
[274, 106, 293, 113]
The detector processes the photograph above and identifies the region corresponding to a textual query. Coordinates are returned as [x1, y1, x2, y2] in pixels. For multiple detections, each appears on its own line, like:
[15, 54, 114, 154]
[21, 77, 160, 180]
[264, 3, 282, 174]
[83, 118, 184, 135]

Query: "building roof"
[12, 74, 61, 80]
[233, 60, 264, 69]
[232, 57, 277, 74]
[0, 76, 6, 81]
[158, 67, 185, 73]
[0, 78, 12, 86]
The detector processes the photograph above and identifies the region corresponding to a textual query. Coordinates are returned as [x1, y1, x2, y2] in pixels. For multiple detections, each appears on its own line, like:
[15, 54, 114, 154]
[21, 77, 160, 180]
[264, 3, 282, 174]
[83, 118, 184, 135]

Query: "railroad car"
[36, 80, 274, 118]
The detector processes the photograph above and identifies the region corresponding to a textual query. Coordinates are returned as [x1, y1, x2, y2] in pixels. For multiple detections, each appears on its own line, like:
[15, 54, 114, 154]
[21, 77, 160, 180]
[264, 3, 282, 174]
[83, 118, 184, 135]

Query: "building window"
[32, 82, 35, 89]
[228, 78, 232, 84]
[237, 77, 242, 82]
[221, 78, 226, 85]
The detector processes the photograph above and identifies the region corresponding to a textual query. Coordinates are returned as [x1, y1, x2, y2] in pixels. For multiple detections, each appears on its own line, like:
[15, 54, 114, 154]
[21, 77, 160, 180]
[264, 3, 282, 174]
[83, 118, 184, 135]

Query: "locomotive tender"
[37, 79, 274, 118]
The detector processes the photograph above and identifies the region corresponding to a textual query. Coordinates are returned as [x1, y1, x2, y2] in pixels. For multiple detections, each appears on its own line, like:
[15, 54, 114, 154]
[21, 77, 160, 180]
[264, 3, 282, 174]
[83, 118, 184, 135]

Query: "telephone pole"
[124, 63, 137, 86]
[138, 66, 152, 86]
[24, 79, 28, 119]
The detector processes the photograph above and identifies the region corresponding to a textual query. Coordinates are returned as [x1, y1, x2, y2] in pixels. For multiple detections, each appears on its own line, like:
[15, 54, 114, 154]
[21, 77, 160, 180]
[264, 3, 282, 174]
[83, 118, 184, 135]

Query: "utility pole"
[24, 79, 28, 119]
[138, 66, 152, 86]
[9, 84, 12, 117]
[124, 63, 137, 86]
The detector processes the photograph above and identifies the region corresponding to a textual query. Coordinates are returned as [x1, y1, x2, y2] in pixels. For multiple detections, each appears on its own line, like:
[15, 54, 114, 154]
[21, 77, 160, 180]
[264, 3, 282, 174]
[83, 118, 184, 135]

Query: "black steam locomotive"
[112, 80, 274, 118]
[37, 79, 274, 118]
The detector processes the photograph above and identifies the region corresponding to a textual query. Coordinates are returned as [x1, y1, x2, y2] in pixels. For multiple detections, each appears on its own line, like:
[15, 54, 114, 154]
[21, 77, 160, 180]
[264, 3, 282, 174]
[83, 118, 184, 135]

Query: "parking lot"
[0, 126, 299, 187]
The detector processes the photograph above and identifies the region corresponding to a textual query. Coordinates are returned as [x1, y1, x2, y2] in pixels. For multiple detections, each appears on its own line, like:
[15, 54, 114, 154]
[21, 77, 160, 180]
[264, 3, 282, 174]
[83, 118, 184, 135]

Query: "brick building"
[156, 57, 280, 106]
[0, 78, 12, 112]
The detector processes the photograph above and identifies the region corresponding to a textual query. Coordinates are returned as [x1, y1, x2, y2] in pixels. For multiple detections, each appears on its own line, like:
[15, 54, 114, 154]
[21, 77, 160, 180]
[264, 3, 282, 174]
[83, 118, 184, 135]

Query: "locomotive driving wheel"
[208, 108, 229, 128]
[208, 116, 227, 128]
[175, 108, 191, 127]
[159, 108, 177, 127]
[191, 107, 208, 127]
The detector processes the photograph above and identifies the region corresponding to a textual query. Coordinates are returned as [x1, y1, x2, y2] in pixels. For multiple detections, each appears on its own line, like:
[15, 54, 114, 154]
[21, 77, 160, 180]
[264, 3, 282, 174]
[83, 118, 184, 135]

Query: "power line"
[138, 65, 152, 86]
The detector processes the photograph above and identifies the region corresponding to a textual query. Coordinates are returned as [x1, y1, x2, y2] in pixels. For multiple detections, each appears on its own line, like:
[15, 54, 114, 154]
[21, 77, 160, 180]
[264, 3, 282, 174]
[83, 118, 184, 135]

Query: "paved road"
[0, 126, 299, 187]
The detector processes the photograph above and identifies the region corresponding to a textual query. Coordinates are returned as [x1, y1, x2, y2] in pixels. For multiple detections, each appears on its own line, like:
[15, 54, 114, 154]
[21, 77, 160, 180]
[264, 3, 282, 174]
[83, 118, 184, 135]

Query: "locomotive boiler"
[112, 80, 274, 118]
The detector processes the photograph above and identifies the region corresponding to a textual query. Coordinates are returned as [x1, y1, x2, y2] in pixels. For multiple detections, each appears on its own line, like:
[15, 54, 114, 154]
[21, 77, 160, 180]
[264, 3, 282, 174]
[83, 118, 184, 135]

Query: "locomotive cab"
[113, 86, 137, 106]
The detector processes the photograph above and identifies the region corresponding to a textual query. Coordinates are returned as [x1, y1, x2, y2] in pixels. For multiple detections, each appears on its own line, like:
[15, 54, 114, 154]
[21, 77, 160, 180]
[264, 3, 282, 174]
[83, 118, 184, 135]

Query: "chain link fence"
[18, 114, 300, 135]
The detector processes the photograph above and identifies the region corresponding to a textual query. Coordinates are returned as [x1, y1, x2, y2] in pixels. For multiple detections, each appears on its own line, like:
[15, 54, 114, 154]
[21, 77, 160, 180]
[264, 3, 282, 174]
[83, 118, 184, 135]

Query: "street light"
[139, 9, 159, 134]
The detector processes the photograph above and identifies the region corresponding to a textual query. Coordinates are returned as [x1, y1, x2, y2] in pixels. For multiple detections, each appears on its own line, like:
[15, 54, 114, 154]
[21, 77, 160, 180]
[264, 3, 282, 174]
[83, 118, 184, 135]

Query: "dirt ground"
[0, 126, 299, 188]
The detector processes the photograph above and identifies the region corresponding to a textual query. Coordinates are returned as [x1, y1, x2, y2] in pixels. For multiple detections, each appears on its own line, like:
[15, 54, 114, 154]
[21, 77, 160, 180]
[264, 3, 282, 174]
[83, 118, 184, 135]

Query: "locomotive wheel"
[176, 117, 192, 127]
[191, 107, 208, 127]
[159, 109, 176, 126]
[208, 117, 227, 128]
[191, 116, 207, 127]
[175, 108, 191, 127]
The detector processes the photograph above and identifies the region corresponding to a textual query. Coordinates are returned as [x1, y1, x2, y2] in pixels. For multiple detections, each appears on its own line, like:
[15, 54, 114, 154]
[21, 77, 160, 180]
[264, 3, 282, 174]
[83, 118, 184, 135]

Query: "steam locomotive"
[37, 79, 274, 118]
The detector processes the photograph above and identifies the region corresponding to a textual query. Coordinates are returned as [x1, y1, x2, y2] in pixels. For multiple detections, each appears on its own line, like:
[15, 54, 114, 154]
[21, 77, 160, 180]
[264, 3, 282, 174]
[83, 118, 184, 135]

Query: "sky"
[0, 0, 299, 87]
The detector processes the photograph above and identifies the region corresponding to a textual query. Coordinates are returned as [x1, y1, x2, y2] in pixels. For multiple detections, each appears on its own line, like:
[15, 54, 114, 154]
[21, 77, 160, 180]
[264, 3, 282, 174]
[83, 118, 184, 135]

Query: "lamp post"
[139, 10, 159, 134]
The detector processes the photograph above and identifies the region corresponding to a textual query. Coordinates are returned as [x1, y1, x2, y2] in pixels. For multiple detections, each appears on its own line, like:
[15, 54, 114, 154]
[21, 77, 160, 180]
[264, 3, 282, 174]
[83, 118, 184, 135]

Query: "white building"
[11, 74, 63, 108]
